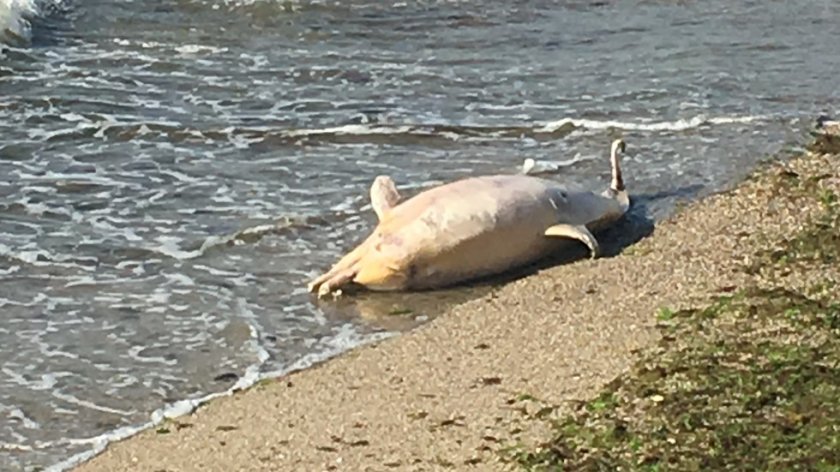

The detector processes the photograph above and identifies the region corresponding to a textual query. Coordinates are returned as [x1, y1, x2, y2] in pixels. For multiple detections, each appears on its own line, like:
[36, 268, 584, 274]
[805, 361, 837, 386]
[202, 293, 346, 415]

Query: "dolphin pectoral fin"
[544, 224, 601, 259]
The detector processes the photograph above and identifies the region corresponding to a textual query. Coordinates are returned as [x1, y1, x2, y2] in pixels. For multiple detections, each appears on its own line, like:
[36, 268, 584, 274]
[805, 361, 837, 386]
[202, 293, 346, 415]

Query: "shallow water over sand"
[1, 0, 839, 469]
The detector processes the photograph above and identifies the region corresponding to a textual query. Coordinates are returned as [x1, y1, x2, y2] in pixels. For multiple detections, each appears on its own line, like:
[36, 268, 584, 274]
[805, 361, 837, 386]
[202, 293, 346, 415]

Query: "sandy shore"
[76, 147, 839, 472]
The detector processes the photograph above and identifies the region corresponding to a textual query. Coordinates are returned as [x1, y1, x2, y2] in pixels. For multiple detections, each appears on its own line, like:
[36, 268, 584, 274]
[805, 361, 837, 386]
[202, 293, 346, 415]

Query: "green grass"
[655, 307, 675, 321]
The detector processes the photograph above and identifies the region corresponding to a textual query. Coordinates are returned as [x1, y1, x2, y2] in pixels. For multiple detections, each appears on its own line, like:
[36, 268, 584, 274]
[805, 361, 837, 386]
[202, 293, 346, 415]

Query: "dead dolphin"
[308, 139, 630, 297]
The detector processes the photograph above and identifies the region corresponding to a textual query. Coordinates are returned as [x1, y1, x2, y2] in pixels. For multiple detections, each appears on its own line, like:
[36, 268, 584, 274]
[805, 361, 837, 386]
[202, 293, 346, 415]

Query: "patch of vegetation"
[623, 244, 654, 257]
[655, 307, 675, 321]
[504, 287, 840, 471]
[503, 150, 840, 471]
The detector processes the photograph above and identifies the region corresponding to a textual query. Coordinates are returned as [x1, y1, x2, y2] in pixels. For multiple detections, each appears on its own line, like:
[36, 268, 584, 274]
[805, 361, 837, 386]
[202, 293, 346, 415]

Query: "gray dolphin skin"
[308, 139, 630, 298]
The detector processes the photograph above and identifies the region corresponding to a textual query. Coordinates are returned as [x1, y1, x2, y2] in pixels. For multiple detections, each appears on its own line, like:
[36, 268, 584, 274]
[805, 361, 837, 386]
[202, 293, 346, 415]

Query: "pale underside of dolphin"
[308, 139, 630, 298]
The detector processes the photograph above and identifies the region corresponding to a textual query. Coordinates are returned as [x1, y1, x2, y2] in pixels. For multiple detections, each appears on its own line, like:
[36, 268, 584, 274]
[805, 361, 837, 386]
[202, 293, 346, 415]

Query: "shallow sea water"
[1, 0, 839, 469]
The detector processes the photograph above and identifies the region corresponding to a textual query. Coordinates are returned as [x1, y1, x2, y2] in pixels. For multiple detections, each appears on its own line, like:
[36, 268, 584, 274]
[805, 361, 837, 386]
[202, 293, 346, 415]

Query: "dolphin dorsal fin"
[370, 175, 402, 221]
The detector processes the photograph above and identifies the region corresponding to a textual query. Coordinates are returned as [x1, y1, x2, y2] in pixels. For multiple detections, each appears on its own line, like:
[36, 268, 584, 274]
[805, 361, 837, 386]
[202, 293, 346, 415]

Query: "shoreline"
[74, 144, 838, 471]
[44, 320, 397, 472]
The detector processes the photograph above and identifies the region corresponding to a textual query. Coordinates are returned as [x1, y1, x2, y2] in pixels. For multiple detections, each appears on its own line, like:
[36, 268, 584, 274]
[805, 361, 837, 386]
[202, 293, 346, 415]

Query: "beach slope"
[77, 147, 839, 472]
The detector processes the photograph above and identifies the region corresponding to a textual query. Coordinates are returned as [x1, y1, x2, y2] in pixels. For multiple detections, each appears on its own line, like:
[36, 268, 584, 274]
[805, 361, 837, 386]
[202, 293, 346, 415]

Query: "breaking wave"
[0, 0, 37, 44]
[22, 113, 770, 148]
[0, 0, 65, 46]
[536, 114, 767, 133]
[255, 113, 769, 146]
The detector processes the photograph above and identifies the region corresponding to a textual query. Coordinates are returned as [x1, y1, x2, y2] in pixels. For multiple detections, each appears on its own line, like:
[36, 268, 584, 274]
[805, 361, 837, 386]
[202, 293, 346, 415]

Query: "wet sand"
[75, 148, 839, 472]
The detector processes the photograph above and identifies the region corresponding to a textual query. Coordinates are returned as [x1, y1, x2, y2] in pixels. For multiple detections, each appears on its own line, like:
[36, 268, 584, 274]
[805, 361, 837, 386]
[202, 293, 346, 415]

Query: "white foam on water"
[50, 391, 135, 417]
[284, 123, 415, 137]
[174, 44, 228, 55]
[521, 152, 592, 176]
[261, 114, 768, 145]
[537, 114, 768, 133]
[11, 169, 128, 188]
[161, 272, 196, 287]
[1, 442, 34, 452]
[19, 200, 51, 216]
[63, 275, 100, 288]
[159, 169, 199, 183]
[88, 216, 144, 242]
[127, 345, 177, 366]
[1, 368, 64, 391]
[9, 408, 41, 430]
[146, 236, 204, 260]
[0, 0, 36, 43]
[0, 242, 52, 265]
[266, 324, 396, 377]
[41, 313, 393, 472]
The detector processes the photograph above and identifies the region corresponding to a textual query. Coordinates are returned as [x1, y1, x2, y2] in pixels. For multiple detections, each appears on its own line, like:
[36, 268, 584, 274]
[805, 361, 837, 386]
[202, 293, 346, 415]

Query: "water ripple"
[3, 0, 839, 470]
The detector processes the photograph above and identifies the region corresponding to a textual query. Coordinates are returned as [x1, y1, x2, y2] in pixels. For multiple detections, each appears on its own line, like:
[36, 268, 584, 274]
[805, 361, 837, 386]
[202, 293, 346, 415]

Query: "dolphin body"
[308, 139, 630, 298]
